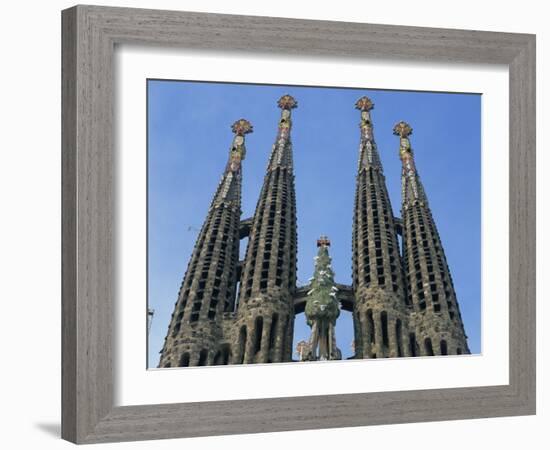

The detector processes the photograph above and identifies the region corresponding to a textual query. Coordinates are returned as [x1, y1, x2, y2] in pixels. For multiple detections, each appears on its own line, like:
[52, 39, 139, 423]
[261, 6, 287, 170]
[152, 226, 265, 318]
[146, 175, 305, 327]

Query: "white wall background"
[0, 1, 546, 448]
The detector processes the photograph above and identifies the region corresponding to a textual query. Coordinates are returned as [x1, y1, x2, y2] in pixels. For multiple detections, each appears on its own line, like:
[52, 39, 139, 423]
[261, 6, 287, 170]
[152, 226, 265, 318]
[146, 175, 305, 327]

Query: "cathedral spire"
[233, 95, 298, 364]
[158, 119, 252, 368]
[351, 96, 410, 359]
[396, 121, 470, 356]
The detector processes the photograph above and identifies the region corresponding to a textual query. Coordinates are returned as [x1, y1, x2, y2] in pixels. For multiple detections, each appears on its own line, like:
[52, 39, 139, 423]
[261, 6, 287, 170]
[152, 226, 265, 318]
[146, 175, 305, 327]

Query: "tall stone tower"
[231, 95, 299, 364]
[351, 96, 411, 359]
[395, 121, 470, 356]
[158, 119, 253, 368]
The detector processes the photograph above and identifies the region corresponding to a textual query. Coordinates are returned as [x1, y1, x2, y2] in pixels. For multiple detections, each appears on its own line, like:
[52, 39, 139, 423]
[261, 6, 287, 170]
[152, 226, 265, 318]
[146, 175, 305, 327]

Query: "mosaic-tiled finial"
[394, 121, 415, 163]
[393, 121, 413, 138]
[228, 119, 252, 171]
[355, 96, 374, 112]
[277, 94, 298, 110]
[231, 118, 253, 136]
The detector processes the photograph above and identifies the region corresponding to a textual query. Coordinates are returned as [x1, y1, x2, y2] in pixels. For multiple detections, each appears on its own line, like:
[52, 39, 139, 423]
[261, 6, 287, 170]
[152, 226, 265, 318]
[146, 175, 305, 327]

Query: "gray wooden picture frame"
[61, 4, 536, 444]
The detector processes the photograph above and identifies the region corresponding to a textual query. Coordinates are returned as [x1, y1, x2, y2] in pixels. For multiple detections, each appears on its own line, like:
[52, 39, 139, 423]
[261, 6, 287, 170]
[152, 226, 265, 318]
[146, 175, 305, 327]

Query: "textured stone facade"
[158, 95, 470, 368]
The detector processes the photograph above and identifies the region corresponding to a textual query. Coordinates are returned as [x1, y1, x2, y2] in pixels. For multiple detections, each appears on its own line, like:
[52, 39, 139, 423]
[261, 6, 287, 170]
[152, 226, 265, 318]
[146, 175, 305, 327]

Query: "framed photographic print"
[62, 5, 535, 444]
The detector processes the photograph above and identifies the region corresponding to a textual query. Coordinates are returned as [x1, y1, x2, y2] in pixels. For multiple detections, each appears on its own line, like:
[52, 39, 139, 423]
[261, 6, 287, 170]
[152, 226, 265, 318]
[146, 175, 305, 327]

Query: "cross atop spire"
[317, 235, 331, 247]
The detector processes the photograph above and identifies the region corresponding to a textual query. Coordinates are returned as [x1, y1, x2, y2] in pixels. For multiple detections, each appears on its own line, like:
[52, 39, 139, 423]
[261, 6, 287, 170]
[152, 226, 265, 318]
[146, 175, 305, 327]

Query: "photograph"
[147, 80, 481, 368]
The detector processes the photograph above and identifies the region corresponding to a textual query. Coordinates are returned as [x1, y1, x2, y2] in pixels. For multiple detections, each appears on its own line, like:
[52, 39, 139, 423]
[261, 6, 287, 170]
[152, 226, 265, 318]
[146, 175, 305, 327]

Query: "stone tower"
[231, 95, 299, 364]
[395, 121, 470, 356]
[158, 119, 253, 368]
[351, 96, 411, 359]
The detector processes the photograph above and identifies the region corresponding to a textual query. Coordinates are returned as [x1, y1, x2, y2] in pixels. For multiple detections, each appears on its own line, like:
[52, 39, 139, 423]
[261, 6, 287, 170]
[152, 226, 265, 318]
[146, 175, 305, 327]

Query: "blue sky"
[147, 80, 481, 367]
